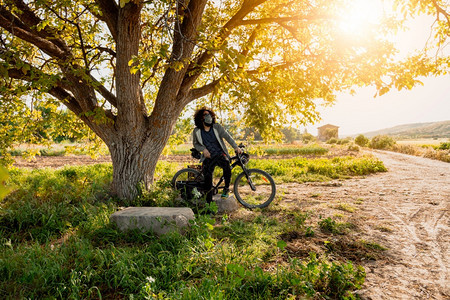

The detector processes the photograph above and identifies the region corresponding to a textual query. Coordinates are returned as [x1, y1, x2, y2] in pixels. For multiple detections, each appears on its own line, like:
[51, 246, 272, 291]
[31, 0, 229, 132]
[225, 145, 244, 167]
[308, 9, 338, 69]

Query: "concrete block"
[110, 207, 195, 235]
[213, 194, 239, 213]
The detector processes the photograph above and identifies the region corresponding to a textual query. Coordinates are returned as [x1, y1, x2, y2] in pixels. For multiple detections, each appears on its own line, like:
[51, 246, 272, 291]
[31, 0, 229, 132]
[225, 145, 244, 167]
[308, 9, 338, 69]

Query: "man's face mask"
[204, 114, 213, 125]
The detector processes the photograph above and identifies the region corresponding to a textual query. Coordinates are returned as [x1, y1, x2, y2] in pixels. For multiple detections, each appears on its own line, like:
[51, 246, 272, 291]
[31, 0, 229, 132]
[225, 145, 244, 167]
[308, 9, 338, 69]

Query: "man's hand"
[235, 147, 243, 155]
[203, 149, 211, 158]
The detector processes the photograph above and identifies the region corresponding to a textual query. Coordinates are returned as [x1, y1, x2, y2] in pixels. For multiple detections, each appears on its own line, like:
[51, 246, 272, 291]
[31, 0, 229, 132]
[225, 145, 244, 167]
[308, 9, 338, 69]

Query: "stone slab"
[213, 194, 239, 213]
[110, 207, 195, 235]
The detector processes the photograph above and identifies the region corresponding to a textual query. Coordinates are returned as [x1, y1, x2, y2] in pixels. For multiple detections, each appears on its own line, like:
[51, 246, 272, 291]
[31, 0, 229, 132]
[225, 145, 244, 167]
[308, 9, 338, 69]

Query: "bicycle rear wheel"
[233, 169, 276, 209]
[171, 168, 204, 200]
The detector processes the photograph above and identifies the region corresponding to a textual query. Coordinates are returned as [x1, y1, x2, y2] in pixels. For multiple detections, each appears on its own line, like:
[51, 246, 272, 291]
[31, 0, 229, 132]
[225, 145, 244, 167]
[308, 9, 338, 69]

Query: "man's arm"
[216, 124, 241, 153]
[192, 129, 206, 152]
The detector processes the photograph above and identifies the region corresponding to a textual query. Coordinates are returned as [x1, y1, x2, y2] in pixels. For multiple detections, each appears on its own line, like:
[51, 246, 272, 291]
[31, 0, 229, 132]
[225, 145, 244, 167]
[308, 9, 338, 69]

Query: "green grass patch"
[249, 144, 329, 156]
[0, 163, 369, 299]
[319, 217, 355, 235]
[248, 155, 386, 183]
[335, 203, 357, 213]
[169, 143, 330, 157]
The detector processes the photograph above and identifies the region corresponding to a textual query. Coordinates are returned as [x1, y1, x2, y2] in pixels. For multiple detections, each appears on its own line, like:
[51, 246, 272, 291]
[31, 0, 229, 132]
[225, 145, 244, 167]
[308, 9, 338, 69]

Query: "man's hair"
[194, 107, 216, 129]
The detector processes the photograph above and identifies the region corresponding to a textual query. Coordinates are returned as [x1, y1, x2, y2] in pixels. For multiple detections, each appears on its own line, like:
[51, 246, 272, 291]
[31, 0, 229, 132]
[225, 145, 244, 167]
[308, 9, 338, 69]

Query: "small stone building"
[317, 124, 339, 141]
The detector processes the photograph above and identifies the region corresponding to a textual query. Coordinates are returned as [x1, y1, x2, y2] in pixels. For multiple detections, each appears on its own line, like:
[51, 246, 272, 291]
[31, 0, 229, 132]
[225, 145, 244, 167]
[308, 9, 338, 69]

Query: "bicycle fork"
[243, 169, 257, 191]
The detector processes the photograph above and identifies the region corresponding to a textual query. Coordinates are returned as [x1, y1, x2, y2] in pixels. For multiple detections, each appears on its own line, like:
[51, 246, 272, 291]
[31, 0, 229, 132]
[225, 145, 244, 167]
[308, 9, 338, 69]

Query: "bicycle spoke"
[234, 169, 276, 208]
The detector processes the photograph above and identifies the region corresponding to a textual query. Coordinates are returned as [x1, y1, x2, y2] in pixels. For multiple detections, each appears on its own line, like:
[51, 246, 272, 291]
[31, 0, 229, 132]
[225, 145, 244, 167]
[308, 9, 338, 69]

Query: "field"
[396, 138, 448, 145]
[0, 143, 389, 299]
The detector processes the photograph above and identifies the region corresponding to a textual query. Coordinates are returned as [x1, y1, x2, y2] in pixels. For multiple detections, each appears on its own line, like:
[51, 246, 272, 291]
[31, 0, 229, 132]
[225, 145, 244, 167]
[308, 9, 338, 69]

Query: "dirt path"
[277, 150, 449, 299]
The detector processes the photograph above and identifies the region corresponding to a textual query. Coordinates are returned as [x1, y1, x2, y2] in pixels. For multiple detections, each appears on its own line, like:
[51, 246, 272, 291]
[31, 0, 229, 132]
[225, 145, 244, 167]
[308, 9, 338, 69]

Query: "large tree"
[0, 0, 448, 199]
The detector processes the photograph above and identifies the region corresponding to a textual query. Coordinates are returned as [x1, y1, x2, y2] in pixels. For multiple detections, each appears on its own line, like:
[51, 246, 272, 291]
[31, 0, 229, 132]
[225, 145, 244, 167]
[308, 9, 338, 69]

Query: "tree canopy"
[0, 0, 448, 198]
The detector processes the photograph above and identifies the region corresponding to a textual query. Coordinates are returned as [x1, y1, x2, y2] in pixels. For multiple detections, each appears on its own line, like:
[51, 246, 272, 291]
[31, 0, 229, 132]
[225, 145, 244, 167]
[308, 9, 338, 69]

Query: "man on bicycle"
[192, 107, 242, 204]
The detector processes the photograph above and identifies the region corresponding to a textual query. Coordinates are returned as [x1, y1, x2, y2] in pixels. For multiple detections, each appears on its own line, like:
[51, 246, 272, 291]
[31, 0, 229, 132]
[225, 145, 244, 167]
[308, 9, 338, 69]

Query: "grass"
[334, 203, 357, 213]
[168, 143, 330, 157]
[246, 155, 387, 183]
[0, 154, 388, 299]
[9, 142, 110, 158]
[390, 143, 450, 163]
[248, 144, 329, 156]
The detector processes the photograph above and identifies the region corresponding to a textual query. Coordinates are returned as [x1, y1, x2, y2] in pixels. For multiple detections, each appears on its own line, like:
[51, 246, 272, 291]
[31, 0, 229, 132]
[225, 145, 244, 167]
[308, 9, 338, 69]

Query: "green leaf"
[277, 240, 287, 250]
[0, 166, 12, 200]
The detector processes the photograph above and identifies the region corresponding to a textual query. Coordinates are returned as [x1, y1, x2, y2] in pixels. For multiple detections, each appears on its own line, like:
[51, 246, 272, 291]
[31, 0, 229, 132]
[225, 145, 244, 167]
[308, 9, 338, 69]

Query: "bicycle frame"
[172, 146, 276, 209]
[210, 152, 256, 194]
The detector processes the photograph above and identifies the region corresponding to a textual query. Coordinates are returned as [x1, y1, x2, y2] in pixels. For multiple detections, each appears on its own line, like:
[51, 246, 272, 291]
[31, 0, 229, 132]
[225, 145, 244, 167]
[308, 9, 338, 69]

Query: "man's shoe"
[221, 187, 229, 198]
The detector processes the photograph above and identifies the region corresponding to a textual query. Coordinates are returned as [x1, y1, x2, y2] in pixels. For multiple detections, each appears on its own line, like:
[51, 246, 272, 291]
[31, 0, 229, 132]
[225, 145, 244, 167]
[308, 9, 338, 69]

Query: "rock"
[110, 207, 194, 235]
[213, 194, 239, 213]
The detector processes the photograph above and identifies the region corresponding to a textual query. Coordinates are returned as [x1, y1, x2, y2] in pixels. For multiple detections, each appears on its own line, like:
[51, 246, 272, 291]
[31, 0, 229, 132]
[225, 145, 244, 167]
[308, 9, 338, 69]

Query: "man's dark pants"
[202, 154, 231, 203]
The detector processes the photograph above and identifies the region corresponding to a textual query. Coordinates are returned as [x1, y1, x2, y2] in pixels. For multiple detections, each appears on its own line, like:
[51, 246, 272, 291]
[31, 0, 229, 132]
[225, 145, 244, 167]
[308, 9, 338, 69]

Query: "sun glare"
[338, 0, 385, 35]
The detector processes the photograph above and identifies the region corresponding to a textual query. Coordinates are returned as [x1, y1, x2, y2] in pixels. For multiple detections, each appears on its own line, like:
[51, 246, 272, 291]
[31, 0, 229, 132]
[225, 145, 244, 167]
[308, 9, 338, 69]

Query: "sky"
[301, 6, 450, 137]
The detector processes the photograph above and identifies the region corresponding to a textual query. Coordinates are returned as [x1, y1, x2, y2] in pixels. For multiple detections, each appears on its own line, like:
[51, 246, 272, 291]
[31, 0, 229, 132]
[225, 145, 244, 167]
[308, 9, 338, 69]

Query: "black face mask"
[204, 114, 213, 126]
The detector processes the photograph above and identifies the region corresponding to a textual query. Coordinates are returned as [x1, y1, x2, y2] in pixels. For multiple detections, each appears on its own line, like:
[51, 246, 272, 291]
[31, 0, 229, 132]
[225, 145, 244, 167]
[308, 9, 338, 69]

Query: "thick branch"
[7, 67, 83, 115]
[178, 0, 267, 98]
[0, 6, 67, 59]
[239, 14, 328, 25]
[154, 0, 208, 109]
[185, 78, 222, 103]
[247, 60, 300, 75]
[10, 0, 71, 53]
[94, 0, 119, 41]
[193, 0, 267, 70]
[431, 0, 450, 29]
[7, 66, 115, 139]
[89, 74, 118, 108]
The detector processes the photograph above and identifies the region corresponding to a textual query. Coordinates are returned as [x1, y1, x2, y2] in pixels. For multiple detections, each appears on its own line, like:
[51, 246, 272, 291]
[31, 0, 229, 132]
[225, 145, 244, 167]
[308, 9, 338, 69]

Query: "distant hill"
[357, 120, 450, 139]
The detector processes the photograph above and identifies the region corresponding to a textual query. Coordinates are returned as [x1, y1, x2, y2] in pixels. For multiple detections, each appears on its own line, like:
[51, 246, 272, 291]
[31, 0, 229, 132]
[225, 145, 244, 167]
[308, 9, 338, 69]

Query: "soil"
[12, 150, 449, 299]
[273, 150, 449, 300]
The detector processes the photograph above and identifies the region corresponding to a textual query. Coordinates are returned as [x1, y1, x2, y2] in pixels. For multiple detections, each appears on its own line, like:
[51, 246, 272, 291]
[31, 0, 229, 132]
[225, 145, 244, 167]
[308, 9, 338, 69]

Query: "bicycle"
[171, 145, 276, 209]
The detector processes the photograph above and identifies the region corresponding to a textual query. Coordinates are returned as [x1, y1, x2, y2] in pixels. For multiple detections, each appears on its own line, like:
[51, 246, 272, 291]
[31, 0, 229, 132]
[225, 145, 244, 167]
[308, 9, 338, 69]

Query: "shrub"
[301, 133, 316, 143]
[354, 134, 369, 147]
[369, 135, 396, 150]
[326, 138, 338, 144]
[347, 143, 360, 152]
[438, 142, 450, 150]
[337, 138, 351, 145]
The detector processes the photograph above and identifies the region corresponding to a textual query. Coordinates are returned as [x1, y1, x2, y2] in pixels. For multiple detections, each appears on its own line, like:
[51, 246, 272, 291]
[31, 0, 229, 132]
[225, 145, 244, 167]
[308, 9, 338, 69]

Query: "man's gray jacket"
[193, 124, 238, 162]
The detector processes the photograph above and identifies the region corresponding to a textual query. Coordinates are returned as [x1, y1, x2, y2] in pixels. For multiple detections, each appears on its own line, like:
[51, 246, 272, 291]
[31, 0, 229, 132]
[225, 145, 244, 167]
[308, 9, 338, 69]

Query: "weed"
[359, 240, 387, 251]
[318, 217, 354, 235]
[438, 142, 450, 150]
[355, 198, 364, 205]
[376, 225, 393, 233]
[324, 238, 387, 262]
[305, 226, 315, 237]
[335, 203, 357, 213]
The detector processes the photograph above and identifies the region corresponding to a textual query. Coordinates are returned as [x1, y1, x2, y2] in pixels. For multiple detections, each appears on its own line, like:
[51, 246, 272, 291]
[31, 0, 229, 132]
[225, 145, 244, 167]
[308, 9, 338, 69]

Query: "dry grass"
[391, 143, 450, 163]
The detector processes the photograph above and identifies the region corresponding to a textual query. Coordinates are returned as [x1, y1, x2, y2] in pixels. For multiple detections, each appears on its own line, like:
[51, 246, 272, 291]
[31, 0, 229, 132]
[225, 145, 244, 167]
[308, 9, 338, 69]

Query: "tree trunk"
[108, 100, 183, 200]
[109, 138, 153, 200]
[108, 133, 166, 200]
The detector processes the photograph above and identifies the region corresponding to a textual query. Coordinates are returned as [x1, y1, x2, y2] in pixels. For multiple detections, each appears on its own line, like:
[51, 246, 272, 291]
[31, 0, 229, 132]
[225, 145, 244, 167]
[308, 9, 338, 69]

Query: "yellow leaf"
[120, 0, 129, 8]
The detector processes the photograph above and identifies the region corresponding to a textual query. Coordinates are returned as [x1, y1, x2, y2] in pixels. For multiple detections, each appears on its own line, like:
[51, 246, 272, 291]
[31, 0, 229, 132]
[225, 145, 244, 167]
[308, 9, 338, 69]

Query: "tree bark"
[108, 99, 184, 200]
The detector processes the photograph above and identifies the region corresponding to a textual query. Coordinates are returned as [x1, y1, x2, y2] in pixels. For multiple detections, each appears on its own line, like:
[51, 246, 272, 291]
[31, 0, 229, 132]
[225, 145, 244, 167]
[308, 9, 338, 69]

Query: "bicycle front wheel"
[233, 169, 276, 209]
